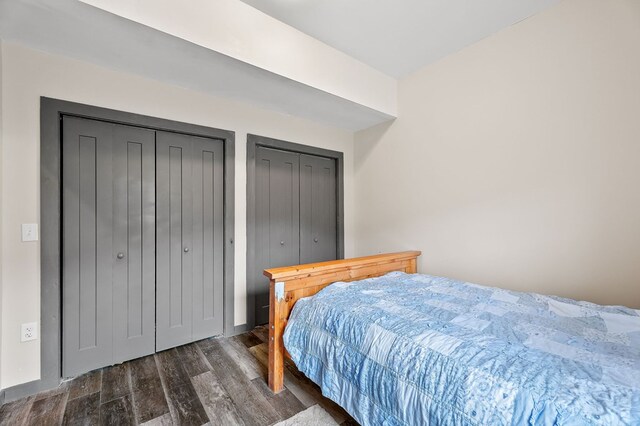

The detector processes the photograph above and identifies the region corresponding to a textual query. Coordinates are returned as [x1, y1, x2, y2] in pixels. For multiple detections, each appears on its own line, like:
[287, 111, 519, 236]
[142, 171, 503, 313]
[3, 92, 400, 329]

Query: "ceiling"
[239, 0, 562, 77]
[0, 0, 562, 130]
[0, 0, 393, 130]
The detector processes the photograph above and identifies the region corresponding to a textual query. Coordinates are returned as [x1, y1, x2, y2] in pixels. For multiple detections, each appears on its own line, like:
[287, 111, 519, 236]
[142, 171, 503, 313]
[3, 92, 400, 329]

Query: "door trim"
[246, 134, 345, 328]
[6, 97, 236, 401]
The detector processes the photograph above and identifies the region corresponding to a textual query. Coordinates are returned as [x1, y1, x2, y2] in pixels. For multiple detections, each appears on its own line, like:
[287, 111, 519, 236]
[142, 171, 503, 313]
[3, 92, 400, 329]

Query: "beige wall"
[0, 42, 355, 389]
[0, 39, 4, 389]
[3, 0, 640, 393]
[355, 0, 640, 308]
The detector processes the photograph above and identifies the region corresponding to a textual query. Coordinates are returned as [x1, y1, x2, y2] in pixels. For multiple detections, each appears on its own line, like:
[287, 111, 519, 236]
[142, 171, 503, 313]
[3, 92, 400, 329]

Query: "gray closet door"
[192, 137, 224, 340]
[255, 147, 300, 324]
[157, 132, 193, 351]
[157, 132, 224, 350]
[62, 117, 155, 377]
[112, 125, 156, 363]
[300, 154, 337, 264]
[63, 117, 113, 377]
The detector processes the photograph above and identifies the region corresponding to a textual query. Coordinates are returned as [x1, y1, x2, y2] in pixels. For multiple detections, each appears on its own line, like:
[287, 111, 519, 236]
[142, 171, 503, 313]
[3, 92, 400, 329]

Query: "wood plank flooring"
[0, 327, 358, 425]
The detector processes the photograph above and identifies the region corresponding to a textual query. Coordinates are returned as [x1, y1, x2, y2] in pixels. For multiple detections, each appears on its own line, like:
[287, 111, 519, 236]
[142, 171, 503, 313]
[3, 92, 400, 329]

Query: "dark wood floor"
[0, 327, 357, 425]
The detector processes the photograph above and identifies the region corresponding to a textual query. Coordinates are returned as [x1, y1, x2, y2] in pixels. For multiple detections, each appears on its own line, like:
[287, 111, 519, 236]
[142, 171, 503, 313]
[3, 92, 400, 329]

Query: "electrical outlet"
[21, 224, 39, 242]
[21, 322, 38, 342]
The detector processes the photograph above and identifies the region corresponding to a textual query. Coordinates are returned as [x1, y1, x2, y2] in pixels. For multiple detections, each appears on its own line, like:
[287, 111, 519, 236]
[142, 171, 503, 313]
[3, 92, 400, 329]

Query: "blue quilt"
[283, 272, 640, 425]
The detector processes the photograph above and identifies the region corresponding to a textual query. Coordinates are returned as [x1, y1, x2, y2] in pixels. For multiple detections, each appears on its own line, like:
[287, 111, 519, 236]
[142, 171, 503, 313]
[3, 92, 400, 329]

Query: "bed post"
[268, 279, 285, 393]
[407, 257, 417, 273]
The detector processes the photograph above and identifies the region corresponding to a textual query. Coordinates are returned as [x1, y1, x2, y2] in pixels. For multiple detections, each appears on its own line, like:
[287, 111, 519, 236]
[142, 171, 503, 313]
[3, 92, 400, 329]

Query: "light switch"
[21, 224, 39, 242]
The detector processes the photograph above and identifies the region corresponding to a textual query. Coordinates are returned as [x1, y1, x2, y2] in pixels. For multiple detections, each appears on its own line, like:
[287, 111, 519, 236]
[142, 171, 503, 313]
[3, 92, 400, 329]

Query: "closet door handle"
[184, 247, 190, 253]
[280, 241, 285, 246]
[117, 252, 125, 260]
[313, 238, 319, 243]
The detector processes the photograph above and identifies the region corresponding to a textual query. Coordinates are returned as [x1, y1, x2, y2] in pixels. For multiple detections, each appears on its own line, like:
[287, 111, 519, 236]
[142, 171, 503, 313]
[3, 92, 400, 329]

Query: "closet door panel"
[192, 137, 225, 340]
[254, 147, 300, 325]
[112, 125, 156, 363]
[300, 155, 337, 264]
[63, 115, 228, 373]
[156, 132, 193, 351]
[62, 117, 114, 377]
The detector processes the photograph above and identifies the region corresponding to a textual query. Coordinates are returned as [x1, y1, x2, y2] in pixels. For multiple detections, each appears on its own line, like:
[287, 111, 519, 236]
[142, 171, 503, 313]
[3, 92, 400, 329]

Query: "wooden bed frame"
[263, 251, 421, 393]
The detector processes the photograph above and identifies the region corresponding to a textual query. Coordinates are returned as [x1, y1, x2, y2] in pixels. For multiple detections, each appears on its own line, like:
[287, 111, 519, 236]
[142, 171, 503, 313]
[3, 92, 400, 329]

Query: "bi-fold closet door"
[254, 147, 337, 325]
[156, 132, 224, 351]
[62, 117, 224, 377]
[63, 117, 156, 376]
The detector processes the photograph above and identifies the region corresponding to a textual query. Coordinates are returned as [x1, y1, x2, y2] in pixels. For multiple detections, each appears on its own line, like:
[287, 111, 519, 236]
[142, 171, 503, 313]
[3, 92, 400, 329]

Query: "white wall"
[355, 0, 640, 308]
[0, 42, 355, 389]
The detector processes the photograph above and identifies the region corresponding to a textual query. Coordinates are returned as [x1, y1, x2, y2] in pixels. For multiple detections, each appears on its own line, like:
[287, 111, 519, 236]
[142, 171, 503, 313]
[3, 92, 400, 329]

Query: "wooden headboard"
[263, 250, 421, 393]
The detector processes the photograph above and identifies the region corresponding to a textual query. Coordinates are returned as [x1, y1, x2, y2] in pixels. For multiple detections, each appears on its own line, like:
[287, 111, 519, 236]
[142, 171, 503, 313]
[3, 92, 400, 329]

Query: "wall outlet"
[21, 322, 38, 342]
[21, 224, 39, 242]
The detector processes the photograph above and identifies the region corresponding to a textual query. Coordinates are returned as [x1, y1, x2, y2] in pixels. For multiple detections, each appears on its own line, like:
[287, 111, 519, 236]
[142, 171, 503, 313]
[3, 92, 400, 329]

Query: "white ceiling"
[239, 0, 562, 77]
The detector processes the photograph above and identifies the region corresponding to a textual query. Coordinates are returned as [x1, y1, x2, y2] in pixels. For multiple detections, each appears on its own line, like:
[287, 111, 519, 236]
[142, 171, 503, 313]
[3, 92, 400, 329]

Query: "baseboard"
[1, 378, 60, 404]
[231, 323, 253, 336]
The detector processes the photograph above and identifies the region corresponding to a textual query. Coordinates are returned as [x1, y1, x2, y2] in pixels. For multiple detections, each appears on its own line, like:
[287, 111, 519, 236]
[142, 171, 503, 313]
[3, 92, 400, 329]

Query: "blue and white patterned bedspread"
[283, 272, 640, 425]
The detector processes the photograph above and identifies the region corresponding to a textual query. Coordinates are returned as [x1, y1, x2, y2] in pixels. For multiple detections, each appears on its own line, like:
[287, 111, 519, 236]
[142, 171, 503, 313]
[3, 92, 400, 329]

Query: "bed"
[264, 252, 640, 425]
